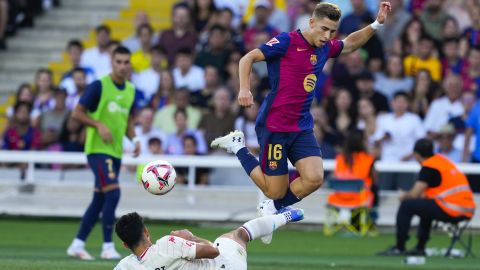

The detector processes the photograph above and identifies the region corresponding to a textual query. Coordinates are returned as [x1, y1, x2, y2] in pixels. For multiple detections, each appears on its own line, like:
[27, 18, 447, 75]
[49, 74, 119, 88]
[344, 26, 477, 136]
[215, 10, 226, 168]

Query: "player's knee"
[304, 174, 324, 191]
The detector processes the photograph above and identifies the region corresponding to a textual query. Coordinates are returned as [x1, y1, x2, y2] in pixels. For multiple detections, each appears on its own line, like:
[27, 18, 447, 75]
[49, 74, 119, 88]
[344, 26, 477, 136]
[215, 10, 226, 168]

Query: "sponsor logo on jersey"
[303, 74, 317, 92]
[310, 54, 317, 65]
[297, 47, 307, 51]
[107, 101, 129, 114]
[265, 37, 280, 47]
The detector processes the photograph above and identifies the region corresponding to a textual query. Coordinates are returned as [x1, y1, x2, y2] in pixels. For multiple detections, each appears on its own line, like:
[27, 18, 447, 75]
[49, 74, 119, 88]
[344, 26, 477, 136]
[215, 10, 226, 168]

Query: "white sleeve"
[414, 115, 426, 139]
[157, 236, 197, 260]
[423, 100, 438, 132]
[372, 115, 387, 141]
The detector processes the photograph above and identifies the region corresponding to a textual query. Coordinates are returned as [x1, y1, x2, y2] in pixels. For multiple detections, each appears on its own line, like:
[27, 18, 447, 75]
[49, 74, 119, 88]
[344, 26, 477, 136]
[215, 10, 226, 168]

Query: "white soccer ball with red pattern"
[141, 160, 176, 195]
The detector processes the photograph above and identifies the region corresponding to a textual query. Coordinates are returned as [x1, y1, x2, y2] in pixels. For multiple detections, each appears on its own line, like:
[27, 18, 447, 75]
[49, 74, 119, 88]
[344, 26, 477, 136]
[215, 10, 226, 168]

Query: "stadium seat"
[434, 220, 475, 258]
[323, 177, 374, 237]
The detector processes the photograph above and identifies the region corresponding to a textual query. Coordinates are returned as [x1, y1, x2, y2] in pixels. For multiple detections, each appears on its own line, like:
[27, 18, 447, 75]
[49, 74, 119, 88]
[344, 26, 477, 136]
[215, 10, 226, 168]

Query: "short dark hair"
[313, 3, 341, 22]
[209, 24, 227, 34]
[95, 24, 111, 34]
[148, 137, 162, 146]
[14, 101, 32, 114]
[176, 47, 193, 57]
[72, 67, 86, 75]
[413, 138, 434, 158]
[115, 212, 145, 249]
[443, 37, 460, 45]
[393, 91, 409, 100]
[151, 44, 167, 55]
[174, 107, 187, 119]
[112, 46, 131, 56]
[183, 134, 198, 146]
[136, 23, 154, 36]
[66, 39, 83, 51]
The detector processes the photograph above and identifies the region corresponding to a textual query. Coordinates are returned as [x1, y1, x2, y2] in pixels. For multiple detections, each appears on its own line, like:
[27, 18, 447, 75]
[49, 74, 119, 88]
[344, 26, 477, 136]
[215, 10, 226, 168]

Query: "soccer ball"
[141, 160, 176, 195]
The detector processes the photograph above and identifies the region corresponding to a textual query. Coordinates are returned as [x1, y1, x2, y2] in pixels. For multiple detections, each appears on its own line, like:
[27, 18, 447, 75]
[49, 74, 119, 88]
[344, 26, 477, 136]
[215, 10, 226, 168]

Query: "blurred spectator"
[358, 15, 385, 73]
[213, 0, 246, 28]
[59, 40, 95, 94]
[460, 5, 480, 53]
[65, 68, 87, 110]
[377, 0, 411, 51]
[331, 50, 366, 95]
[58, 113, 85, 152]
[445, 0, 472, 32]
[80, 25, 111, 78]
[153, 88, 202, 134]
[373, 91, 425, 162]
[173, 48, 205, 92]
[419, 0, 452, 41]
[191, 0, 217, 33]
[195, 25, 231, 80]
[3, 102, 41, 151]
[397, 17, 427, 57]
[32, 68, 55, 124]
[149, 70, 175, 110]
[0, 0, 7, 50]
[449, 91, 476, 153]
[123, 11, 156, 52]
[199, 86, 235, 151]
[251, 30, 270, 79]
[441, 17, 460, 41]
[165, 108, 207, 154]
[356, 71, 390, 113]
[243, 0, 280, 52]
[132, 45, 168, 101]
[311, 105, 337, 157]
[465, 46, 480, 95]
[440, 38, 468, 83]
[190, 65, 221, 111]
[294, 0, 317, 31]
[211, 7, 244, 52]
[464, 92, 480, 162]
[6, 83, 38, 121]
[235, 101, 260, 155]
[247, 0, 290, 33]
[147, 136, 163, 155]
[38, 89, 69, 149]
[424, 75, 464, 138]
[356, 98, 378, 153]
[410, 69, 439, 119]
[326, 88, 357, 147]
[176, 135, 211, 185]
[158, 3, 198, 66]
[374, 54, 414, 101]
[131, 23, 154, 73]
[403, 35, 442, 82]
[123, 107, 167, 155]
[338, 0, 373, 36]
[436, 123, 461, 163]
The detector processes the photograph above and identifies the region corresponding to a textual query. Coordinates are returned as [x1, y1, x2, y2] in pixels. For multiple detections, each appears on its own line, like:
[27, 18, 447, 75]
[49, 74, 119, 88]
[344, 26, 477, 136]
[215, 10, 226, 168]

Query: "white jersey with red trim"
[114, 235, 217, 270]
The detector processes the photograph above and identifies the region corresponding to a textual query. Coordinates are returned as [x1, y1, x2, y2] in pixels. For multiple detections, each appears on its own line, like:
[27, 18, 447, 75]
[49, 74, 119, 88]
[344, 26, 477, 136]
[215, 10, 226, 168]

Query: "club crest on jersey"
[265, 37, 279, 47]
[310, 54, 317, 65]
[303, 74, 317, 92]
[269, 161, 278, 170]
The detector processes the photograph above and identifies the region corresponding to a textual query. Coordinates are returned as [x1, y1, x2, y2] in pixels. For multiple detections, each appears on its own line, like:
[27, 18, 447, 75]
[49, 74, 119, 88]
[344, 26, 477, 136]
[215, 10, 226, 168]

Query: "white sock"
[102, 242, 115, 250]
[242, 214, 287, 241]
[70, 238, 85, 249]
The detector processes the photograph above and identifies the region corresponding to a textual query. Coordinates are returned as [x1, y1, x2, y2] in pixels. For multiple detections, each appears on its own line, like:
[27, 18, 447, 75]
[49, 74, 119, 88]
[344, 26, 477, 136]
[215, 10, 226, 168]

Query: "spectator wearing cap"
[356, 70, 390, 114]
[80, 25, 112, 78]
[59, 40, 95, 95]
[158, 3, 198, 66]
[247, 0, 290, 33]
[338, 0, 374, 37]
[403, 35, 442, 82]
[436, 123, 461, 163]
[243, 0, 280, 52]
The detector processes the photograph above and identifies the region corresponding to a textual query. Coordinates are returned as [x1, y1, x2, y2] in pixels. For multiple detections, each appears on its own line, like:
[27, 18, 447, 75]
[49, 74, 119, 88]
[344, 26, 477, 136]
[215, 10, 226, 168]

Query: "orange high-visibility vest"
[422, 154, 476, 218]
[327, 152, 375, 208]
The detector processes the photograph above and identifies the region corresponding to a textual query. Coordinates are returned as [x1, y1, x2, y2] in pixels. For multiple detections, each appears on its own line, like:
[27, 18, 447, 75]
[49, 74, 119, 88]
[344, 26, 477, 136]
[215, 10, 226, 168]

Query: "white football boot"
[100, 247, 122, 260]
[257, 199, 278, 244]
[67, 245, 94, 260]
[210, 130, 245, 154]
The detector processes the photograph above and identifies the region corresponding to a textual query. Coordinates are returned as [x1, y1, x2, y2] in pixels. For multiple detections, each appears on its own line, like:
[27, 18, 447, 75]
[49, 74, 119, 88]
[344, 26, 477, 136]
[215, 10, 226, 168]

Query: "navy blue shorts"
[256, 127, 322, 176]
[87, 154, 122, 189]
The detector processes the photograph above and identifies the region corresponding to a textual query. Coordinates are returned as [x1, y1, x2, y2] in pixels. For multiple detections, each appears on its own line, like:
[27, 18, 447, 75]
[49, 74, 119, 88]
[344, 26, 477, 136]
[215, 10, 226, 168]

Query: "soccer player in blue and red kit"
[212, 1, 391, 244]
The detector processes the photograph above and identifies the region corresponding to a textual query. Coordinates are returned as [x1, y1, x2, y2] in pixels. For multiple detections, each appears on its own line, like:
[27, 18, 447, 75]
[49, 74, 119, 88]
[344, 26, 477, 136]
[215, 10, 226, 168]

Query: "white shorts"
[213, 237, 247, 270]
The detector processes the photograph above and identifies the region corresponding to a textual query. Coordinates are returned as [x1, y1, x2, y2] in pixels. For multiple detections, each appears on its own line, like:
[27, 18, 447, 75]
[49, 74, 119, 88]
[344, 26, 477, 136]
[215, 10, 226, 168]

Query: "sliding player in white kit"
[114, 209, 304, 270]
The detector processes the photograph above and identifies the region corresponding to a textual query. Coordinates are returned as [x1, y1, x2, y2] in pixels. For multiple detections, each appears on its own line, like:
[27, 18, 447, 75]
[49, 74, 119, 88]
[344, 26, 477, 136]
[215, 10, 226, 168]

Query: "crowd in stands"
[3, 0, 480, 188]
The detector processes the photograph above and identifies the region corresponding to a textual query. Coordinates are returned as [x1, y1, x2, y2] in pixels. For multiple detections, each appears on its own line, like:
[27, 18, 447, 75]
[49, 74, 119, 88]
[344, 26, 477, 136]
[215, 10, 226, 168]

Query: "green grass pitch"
[0, 218, 478, 270]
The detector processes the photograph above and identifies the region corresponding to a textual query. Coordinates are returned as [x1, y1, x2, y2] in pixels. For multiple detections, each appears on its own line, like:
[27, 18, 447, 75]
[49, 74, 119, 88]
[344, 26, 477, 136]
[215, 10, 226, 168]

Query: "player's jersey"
[258, 30, 343, 132]
[114, 236, 217, 270]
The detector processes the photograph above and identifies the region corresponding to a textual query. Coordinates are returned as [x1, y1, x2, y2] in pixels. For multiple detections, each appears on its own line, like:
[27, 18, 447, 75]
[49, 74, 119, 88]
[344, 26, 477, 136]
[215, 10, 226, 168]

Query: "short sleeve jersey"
[114, 236, 216, 270]
[258, 30, 343, 132]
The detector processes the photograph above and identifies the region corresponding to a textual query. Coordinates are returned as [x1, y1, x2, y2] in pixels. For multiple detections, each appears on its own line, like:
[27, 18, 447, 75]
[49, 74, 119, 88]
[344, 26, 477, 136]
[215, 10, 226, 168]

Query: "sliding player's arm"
[341, 1, 391, 54]
[238, 49, 265, 107]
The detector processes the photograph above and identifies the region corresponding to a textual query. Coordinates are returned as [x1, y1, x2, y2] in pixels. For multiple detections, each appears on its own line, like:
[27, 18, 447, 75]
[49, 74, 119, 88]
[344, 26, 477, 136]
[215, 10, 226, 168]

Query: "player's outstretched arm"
[238, 49, 265, 107]
[341, 1, 391, 54]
